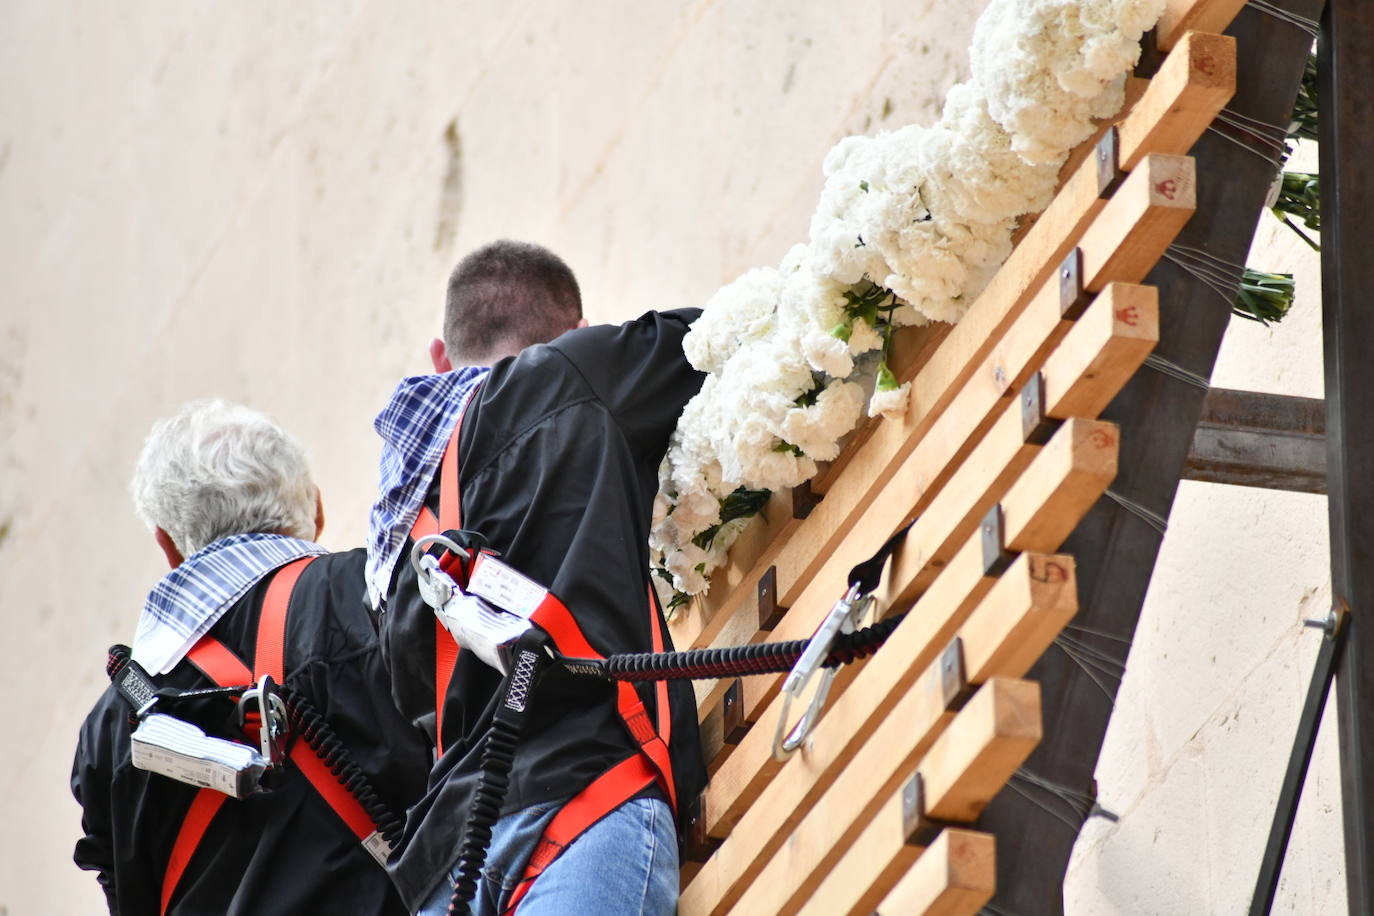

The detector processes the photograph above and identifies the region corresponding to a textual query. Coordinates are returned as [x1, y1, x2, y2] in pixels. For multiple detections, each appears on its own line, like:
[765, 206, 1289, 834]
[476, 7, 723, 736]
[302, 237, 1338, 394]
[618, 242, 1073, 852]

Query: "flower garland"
[652, 0, 1164, 603]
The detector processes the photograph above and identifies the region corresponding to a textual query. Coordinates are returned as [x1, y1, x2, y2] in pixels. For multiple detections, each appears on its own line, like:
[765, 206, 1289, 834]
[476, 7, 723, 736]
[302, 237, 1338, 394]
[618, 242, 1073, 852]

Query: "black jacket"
[72, 548, 430, 915]
[381, 309, 709, 908]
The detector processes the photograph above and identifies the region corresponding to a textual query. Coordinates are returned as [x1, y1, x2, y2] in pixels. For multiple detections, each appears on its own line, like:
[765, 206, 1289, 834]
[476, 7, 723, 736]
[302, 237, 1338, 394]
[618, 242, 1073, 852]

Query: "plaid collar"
[367, 367, 489, 610]
[132, 533, 327, 675]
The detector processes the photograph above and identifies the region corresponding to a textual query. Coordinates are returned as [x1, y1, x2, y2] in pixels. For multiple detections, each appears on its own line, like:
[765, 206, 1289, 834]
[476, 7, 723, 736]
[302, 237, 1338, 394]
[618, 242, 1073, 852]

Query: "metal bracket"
[979, 504, 1016, 578]
[792, 480, 823, 519]
[1020, 372, 1062, 446]
[1059, 247, 1092, 321]
[1095, 126, 1125, 198]
[722, 679, 749, 745]
[939, 638, 974, 712]
[902, 773, 958, 848]
[758, 566, 787, 631]
[680, 792, 723, 863]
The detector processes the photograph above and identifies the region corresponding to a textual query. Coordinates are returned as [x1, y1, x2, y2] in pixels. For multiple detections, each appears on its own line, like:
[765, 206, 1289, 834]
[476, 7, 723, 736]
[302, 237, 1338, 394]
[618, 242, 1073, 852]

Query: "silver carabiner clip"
[771, 584, 874, 761]
[238, 674, 289, 766]
[409, 533, 472, 611]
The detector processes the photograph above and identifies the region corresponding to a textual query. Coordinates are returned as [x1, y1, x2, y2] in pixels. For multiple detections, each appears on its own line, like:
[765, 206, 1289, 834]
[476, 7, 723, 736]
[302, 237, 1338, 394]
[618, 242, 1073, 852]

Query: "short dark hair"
[443, 240, 583, 364]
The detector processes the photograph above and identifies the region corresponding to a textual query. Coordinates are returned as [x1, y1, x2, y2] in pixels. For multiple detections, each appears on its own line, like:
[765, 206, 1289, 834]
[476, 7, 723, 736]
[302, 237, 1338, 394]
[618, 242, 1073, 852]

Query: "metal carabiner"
[237, 674, 289, 766]
[771, 584, 874, 761]
[410, 533, 472, 611]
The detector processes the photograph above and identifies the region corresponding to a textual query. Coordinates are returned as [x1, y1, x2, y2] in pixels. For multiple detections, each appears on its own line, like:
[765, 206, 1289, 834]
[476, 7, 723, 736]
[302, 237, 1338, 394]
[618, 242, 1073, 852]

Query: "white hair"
[130, 399, 318, 557]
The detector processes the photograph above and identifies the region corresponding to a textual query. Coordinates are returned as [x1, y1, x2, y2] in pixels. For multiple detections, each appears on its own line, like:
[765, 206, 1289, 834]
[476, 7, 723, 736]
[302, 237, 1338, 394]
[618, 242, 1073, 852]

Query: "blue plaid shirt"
[367, 367, 490, 610]
[132, 533, 328, 675]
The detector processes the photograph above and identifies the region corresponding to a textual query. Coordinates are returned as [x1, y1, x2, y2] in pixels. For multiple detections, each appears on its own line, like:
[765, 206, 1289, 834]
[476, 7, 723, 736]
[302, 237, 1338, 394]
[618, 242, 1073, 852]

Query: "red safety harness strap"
[501, 754, 659, 914]
[159, 788, 228, 916]
[162, 555, 385, 914]
[409, 388, 479, 756]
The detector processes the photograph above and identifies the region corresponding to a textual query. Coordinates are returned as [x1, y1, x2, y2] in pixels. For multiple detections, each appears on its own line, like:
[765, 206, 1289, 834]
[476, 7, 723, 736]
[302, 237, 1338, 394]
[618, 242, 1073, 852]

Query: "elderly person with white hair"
[71, 399, 429, 916]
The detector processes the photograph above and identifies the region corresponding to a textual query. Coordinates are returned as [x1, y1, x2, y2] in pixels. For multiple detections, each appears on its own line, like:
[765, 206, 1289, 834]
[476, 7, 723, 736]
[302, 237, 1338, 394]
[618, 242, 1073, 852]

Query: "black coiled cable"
[568, 611, 906, 682]
[277, 682, 406, 851]
[446, 715, 521, 915]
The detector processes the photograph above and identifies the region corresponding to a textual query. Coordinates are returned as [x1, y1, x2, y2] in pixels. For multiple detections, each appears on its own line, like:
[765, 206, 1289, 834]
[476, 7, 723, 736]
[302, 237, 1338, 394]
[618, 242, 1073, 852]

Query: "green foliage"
[1233, 268, 1295, 325]
[691, 486, 772, 550]
[1288, 53, 1318, 143]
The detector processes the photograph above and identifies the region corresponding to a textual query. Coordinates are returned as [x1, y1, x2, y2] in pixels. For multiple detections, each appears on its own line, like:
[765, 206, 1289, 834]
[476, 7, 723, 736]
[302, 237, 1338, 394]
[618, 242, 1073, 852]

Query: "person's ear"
[154, 527, 185, 569]
[575, 318, 589, 329]
[429, 338, 453, 373]
[313, 487, 326, 541]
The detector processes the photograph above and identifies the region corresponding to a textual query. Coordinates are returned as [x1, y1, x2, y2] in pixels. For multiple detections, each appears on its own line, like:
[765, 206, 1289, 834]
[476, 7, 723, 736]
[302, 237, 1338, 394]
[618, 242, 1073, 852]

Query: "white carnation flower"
[868, 381, 912, 419]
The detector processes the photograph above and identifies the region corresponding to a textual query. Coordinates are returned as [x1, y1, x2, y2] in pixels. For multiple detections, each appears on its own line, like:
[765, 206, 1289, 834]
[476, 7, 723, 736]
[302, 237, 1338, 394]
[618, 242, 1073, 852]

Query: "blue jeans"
[416, 796, 679, 915]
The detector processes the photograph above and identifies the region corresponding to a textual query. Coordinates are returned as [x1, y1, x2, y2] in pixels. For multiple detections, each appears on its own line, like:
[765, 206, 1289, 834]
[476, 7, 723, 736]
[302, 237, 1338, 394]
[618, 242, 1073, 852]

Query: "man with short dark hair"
[72, 400, 430, 915]
[369, 240, 707, 915]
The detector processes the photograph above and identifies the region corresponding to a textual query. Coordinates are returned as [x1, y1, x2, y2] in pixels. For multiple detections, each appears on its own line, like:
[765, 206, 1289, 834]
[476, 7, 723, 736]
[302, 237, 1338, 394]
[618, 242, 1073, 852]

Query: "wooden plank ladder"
[672, 1, 1246, 912]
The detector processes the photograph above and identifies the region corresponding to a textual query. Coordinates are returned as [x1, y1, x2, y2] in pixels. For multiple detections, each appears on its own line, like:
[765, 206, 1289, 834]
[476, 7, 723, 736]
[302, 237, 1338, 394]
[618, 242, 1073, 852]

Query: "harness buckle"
[237, 674, 289, 767]
[411, 533, 472, 610]
[771, 583, 874, 761]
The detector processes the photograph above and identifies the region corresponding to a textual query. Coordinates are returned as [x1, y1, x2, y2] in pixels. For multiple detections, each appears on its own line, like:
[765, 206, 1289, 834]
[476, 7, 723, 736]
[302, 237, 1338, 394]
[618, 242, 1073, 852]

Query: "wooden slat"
[679, 32, 1224, 660]
[1118, 31, 1235, 171]
[696, 279, 1151, 755]
[701, 416, 1115, 839]
[788, 678, 1042, 916]
[681, 553, 1075, 916]
[681, 152, 1194, 672]
[873, 828, 996, 916]
[1157, 0, 1249, 51]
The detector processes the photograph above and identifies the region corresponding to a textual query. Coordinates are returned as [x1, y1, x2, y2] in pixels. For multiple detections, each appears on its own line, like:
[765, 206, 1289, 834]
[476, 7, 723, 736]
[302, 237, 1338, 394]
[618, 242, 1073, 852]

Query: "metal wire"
[1103, 488, 1170, 536]
[1247, 0, 1321, 40]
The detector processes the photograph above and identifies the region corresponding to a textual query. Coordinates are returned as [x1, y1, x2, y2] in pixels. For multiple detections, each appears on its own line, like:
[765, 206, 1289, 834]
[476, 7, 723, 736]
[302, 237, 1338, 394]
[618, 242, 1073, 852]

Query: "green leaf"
[1232, 268, 1295, 325]
[771, 440, 804, 456]
[859, 180, 870, 193]
[830, 322, 853, 343]
[875, 360, 899, 392]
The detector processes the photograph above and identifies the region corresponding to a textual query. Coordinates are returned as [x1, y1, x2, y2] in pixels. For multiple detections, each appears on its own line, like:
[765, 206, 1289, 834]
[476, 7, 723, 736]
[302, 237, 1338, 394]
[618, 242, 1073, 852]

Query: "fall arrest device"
[106, 557, 403, 916]
[409, 386, 910, 915]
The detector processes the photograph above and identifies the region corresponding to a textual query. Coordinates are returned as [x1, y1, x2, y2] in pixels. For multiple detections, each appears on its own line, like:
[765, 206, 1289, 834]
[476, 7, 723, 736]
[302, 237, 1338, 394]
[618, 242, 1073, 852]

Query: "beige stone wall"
[0, 2, 1341, 913]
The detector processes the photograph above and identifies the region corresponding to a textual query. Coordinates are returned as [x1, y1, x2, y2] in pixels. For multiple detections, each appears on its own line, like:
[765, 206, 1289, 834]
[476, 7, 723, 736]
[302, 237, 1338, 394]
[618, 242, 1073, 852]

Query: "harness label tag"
[362, 830, 393, 868]
[467, 555, 547, 619]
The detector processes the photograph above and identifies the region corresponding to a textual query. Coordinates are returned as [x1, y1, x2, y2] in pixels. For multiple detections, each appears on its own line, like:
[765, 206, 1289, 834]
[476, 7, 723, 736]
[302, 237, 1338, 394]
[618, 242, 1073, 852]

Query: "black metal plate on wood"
[902, 773, 954, 848]
[1095, 126, 1125, 198]
[939, 637, 974, 712]
[1020, 372, 1061, 446]
[980, 504, 1015, 578]
[1058, 247, 1091, 321]
[722, 679, 749, 745]
[680, 792, 722, 862]
[792, 480, 822, 519]
[757, 565, 786, 631]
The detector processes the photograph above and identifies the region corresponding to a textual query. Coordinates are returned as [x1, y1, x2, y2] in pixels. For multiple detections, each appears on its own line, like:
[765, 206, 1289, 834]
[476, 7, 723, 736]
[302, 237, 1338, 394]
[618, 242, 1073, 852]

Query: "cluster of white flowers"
[651, 0, 1163, 599]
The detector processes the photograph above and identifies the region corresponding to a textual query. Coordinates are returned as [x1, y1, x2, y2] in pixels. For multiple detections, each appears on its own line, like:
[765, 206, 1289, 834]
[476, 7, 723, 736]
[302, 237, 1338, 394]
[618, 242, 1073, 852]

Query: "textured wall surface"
[0, 3, 1340, 913]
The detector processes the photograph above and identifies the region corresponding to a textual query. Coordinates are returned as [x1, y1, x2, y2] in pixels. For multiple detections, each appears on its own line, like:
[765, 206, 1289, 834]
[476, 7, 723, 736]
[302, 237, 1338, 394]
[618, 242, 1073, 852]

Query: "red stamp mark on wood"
[1089, 428, 1117, 449]
[1116, 305, 1140, 326]
[1155, 178, 1179, 200]
[1031, 560, 1070, 584]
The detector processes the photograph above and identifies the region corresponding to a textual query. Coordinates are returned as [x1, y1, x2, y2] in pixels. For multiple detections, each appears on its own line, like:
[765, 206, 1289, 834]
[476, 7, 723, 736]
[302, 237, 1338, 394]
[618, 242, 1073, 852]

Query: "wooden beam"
[1182, 388, 1327, 493]
[1118, 31, 1236, 171]
[680, 151, 1193, 665]
[975, 4, 1322, 910]
[787, 679, 1041, 916]
[701, 417, 1115, 838]
[873, 828, 996, 916]
[681, 553, 1075, 916]
[1157, 0, 1249, 51]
